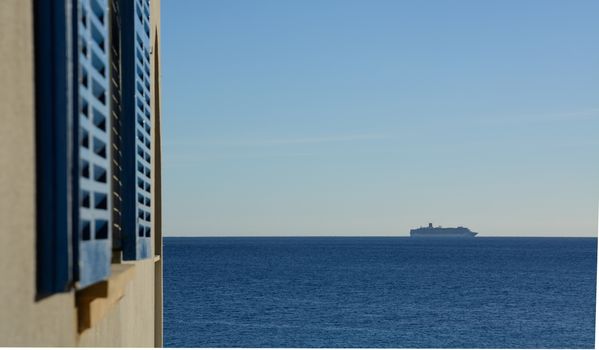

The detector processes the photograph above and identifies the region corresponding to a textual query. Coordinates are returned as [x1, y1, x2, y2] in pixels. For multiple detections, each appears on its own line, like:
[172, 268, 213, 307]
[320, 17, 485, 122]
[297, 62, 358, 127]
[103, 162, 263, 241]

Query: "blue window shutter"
[74, 0, 113, 287]
[121, 0, 152, 260]
[34, 0, 73, 297]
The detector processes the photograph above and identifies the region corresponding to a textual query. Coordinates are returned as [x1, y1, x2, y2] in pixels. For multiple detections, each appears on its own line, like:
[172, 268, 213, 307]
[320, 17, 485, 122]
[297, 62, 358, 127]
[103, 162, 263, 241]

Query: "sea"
[163, 237, 596, 348]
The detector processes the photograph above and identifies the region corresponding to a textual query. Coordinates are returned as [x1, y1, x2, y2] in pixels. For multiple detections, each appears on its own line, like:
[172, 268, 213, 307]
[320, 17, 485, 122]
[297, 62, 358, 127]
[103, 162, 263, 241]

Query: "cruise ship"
[410, 223, 477, 238]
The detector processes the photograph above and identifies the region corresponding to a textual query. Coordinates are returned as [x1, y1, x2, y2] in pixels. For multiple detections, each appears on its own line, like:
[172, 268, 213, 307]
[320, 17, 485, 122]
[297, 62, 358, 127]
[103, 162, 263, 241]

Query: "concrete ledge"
[76, 264, 136, 333]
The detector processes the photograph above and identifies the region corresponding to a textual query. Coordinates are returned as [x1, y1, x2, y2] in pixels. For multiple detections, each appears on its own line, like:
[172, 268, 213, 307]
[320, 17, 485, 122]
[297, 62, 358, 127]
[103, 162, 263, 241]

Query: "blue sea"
[164, 237, 596, 348]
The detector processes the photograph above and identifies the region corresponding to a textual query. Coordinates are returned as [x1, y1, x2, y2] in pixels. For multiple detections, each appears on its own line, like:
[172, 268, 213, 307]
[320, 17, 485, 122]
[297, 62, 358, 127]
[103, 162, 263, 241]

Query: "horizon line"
[163, 235, 597, 238]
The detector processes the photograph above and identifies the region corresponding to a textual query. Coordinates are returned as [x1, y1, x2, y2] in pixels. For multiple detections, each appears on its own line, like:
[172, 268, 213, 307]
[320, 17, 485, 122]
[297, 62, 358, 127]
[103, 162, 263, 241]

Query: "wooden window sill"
[76, 263, 136, 332]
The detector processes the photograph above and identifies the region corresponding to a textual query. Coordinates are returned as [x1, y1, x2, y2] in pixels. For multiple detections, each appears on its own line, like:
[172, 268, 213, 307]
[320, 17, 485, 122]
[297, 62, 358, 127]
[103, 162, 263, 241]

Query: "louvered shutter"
[121, 0, 152, 260]
[75, 0, 113, 287]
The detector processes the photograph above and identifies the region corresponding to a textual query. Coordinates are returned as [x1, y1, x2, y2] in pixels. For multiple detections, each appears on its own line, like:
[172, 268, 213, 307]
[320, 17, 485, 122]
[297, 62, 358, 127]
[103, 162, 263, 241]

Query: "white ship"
[410, 223, 477, 238]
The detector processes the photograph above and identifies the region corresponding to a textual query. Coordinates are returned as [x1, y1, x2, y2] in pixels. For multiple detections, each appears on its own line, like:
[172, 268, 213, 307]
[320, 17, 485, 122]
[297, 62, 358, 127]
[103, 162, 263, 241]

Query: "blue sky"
[162, 0, 599, 237]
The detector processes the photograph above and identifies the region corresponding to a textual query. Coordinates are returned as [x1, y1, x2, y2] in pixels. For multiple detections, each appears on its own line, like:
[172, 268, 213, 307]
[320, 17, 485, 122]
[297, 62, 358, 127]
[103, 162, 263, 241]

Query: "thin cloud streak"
[478, 108, 599, 125]
[165, 133, 390, 148]
[249, 133, 389, 146]
[163, 151, 319, 165]
[162, 133, 392, 165]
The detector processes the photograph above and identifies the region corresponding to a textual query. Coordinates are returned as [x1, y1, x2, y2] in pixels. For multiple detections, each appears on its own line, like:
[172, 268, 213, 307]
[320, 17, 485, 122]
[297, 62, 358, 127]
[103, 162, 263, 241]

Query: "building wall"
[0, 0, 162, 346]
[78, 260, 156, 347]
[151, 0, 164, 346]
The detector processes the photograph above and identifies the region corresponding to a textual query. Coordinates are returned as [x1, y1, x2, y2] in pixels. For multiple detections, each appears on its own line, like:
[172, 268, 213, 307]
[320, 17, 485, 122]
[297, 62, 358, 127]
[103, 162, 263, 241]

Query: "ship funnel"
[428, 223, 433, 228]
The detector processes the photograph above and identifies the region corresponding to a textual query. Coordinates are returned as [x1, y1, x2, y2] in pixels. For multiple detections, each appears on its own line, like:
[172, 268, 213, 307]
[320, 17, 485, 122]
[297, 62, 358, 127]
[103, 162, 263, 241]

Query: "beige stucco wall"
[0, 0, 77, 346]
[150, 0, 164, 346]
[78, 260, 156, 347]
[0, 0, 161, 346]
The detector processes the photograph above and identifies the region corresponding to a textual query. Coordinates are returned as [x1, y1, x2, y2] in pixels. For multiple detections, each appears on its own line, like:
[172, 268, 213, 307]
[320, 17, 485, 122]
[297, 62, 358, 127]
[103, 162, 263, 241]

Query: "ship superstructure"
[410, 223, 477, 238]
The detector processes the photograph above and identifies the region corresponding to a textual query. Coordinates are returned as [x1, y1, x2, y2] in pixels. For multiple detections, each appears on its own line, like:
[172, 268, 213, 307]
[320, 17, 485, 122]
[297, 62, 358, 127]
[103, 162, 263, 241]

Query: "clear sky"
[162, 0, 599, 237]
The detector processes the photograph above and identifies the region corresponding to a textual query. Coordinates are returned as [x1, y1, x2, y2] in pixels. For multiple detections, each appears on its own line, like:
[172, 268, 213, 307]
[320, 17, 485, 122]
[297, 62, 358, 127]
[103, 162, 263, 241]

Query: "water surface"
[164, 237, 596, 348]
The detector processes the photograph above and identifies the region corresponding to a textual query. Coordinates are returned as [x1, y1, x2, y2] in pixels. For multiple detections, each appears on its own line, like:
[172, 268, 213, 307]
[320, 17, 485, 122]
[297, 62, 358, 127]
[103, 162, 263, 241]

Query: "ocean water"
[163, 237, 596, 348]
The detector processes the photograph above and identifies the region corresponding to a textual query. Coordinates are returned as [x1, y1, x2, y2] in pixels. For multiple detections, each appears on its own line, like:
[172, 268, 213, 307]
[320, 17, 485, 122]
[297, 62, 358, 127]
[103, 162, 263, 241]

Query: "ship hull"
[410, 232, 477, 238]
[409, 226, 478, 238]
